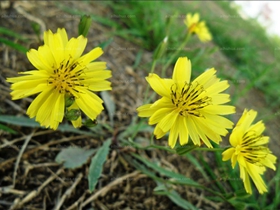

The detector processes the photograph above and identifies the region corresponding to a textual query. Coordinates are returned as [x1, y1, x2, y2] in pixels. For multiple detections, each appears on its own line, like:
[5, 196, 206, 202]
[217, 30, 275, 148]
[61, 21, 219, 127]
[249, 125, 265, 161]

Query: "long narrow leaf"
[0, 27, 28, 41]
[132, 153, 201, 187]
[88, 138, 111, 192]
[0, 37, 28, 53]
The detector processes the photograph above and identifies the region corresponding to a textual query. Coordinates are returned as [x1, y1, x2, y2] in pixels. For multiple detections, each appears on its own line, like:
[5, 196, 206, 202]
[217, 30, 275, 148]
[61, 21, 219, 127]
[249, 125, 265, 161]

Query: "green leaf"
[0, 123, 17, 134]
[175, 144, 198, 155]
[184, 153, 209, 181]
[118, 117, 153, 139]
[154, 182, 198, 210]
[0, 27, 28, 41]
[78, 15, 92, 37]
[55, 147, 96, 169]
[101, 91, 115, 126]
[132, 153, 201, 187]
[98, 37, 114, 50]
[167, 188, 198, 210]
[88, 138, 111, 192]
[0, 115, 40, 127]
[0, 37, 28, 53]
[0, 115, 97, 136]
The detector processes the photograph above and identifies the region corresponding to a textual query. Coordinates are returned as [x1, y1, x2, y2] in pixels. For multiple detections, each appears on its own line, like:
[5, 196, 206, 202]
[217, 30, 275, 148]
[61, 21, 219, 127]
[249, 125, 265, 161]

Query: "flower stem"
[195, 147, 226, 152]
[143, 60, 157, 103]
[162, 32, 191, 77]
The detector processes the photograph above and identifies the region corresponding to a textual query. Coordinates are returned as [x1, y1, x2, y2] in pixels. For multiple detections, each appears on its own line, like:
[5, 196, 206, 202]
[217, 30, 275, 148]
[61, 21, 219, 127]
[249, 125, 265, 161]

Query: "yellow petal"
[77, 47, 103, 66]
[71, 116, 82, 128]
[88, 81, 111, 91]
[192, 68, 216, 87]
[157, 109, 178, 132]
[154, 124, 167, 139]
[240, 166, 252, 194]
[205, 80, 230, 96]
[82, 70, 111, 82]
[27, 87, 53, 118]
[85, 62, 107, 71]
[202, 105, 235, 115]
[65, 36, 87, 60]
[137, 104, 153, 117]
[149, 107, 174, 125]
[222, 148, 235, 161]
[57, 28, 68, 47]
[146, 73, 172, 98]
[185, 117, 201, 145]
[178, 116, 189, 145]
[27, 48, 52, 70]
[247, 163, 267, 194]
[75, 91, 103, 120]
[168, 123, 179, 148]
[172, 57, 191, 86]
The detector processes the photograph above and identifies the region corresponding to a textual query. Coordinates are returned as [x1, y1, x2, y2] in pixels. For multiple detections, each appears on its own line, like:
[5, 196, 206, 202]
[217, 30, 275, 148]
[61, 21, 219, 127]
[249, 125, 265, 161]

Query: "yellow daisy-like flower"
[184, 13, 212, 42]
[137, 57, 235, 148]
[7, 28, 111, 129]
[222, 109, 277, 194]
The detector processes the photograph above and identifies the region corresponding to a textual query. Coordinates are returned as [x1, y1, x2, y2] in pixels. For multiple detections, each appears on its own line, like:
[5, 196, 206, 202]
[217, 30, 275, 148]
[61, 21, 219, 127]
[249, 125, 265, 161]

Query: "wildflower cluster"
[7, 12, 276, 196]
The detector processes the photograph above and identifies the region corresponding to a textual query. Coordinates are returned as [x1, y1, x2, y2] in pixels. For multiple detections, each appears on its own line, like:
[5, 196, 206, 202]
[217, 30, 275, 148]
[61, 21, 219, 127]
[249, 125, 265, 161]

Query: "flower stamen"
[171, 82, 211, 117]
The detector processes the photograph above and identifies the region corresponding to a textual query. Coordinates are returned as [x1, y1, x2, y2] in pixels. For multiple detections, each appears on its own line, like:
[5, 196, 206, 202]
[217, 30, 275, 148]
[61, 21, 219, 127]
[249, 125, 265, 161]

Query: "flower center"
[239, 131, 270, 165]
[188, 23, 197, 34]
[170, 82, 211, 117]
[48, 58, 85, 94]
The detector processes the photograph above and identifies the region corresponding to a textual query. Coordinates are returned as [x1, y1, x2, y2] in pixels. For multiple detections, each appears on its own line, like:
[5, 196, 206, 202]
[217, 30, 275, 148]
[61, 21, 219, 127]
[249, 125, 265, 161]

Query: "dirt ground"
[0, 1, 279, 210]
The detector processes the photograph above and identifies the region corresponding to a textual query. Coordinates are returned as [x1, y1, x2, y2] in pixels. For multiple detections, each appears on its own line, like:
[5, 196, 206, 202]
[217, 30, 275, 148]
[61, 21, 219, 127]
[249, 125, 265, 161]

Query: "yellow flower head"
[7, 28, 111, 129]
[184, 13, 212, 42]
[222, 109, 277, 194]
[137, 57, 235, 148]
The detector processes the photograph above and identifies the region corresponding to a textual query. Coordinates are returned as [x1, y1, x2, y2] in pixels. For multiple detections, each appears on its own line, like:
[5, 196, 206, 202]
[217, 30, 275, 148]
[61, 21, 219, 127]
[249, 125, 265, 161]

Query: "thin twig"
[9, 168, 63, 210]
[81, 171, 141, 207]
[54, 173, 83, 210]
[14, 3, 46, 39]
[0, 135, 90, 169]
[12, 129, 36, 188]
[66, 192, 87, 210]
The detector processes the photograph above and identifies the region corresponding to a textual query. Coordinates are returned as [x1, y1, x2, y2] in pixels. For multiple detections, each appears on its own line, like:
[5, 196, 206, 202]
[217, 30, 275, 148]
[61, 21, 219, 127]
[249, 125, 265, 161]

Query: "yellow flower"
[222, 109, 277, 194]
[184, 13, 212, 42]
[7, 28, 111, 129]
[137, 57, 235, 148]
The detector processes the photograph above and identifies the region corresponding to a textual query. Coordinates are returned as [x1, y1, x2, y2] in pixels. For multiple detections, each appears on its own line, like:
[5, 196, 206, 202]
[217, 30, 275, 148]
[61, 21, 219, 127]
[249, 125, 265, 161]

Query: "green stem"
[162, 32, 191, 77]
[195, 147, 227, 152]
[143, 60, 157, 103]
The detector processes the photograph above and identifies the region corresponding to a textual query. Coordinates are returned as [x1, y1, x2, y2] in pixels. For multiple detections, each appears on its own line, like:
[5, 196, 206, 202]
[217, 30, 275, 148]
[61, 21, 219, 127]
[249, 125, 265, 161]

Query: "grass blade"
[0, 37, 28, 53]
[131, 153, 201, 187]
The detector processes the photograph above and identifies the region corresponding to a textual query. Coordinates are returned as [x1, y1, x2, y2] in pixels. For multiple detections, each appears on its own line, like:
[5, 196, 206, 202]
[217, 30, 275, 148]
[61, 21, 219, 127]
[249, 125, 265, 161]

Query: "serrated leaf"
[55, 147, 96, 169]
[101, 91, 115, 126]
[88, 138, 111, 192]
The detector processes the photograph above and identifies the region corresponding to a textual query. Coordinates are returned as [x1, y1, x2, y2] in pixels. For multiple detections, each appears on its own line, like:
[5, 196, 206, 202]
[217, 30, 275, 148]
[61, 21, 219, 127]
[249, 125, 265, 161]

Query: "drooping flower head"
[7, 28, 111, 129]
[184, 13, 212, 42]
[222, 109, 277, 194]
[137, 57, 235, 148]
